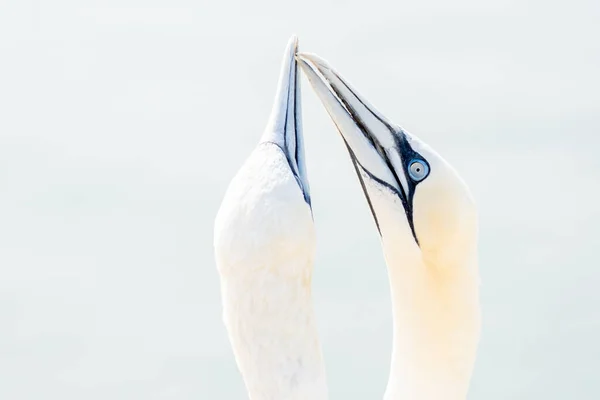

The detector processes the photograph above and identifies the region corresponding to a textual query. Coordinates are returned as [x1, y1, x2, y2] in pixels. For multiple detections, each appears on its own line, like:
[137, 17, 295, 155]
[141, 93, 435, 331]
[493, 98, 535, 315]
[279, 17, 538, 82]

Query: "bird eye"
[408, 159, 429, 181]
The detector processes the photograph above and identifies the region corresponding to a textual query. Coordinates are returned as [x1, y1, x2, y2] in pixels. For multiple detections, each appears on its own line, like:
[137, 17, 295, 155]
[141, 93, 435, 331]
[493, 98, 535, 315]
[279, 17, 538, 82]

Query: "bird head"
[298, 53, 477, 268]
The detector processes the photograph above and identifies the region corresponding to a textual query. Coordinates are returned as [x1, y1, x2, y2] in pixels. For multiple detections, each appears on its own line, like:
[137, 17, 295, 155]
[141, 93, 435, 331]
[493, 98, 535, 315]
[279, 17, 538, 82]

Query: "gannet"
[214, 37, 328, 400]
[298, 53, 481, 400]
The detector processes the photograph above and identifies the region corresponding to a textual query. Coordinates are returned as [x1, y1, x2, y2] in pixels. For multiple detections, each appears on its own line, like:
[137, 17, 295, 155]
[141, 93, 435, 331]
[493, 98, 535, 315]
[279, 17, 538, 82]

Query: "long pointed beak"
[296, 52, 408, 197]
[297, 52, 423, 238]
[261, 36, 310, 205]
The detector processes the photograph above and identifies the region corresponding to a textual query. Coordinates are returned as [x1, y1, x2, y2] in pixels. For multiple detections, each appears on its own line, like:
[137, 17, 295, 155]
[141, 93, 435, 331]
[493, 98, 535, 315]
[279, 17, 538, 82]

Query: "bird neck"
[383, 247, 481, 400]
[219, 256, 328, 400]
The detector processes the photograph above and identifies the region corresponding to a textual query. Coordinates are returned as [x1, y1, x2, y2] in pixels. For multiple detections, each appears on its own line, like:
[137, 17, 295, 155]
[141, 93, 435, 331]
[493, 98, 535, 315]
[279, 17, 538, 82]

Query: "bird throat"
[383, 250, 481, 400]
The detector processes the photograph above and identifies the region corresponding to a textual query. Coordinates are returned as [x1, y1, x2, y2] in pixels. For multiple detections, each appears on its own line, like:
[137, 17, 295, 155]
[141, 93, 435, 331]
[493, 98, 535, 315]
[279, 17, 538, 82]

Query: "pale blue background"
[1, 0, 599, 398]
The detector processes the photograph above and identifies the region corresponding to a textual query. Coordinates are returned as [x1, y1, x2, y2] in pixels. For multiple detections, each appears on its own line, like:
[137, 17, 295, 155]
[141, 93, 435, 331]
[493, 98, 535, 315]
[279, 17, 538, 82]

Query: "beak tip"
[296, 52, 311, 63]
[287, 34, 299, 54]
[296, 52, 329, 70]
[295, 55, 309, 69]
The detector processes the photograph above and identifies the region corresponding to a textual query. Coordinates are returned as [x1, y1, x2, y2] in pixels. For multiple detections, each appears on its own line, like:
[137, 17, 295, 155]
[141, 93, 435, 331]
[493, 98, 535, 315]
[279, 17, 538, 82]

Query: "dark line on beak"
[333, 71, 396, 133]
[326, 83, 408, 199]
[293, 61, 311, 207]
[354, 158, 420, 246]
[282, 65, 291, 159]
[342, 137, 381, 236]
[276, 56, 311, 208]
[293, 62, 300, 179]
[323, 69, 420, 245]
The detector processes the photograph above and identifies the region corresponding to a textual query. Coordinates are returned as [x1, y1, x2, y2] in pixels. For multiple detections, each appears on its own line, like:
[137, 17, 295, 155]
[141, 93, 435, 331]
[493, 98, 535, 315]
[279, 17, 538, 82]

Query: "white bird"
[298, 53, 481, 400]
[214, 37, 328, 400]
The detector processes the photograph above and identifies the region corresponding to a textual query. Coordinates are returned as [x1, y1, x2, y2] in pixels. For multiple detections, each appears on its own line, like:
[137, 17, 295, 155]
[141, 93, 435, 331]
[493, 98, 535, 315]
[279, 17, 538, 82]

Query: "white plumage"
[214, 37, 328, 400]
[298, 52, 481, 400]
[214, 37, 481, 400]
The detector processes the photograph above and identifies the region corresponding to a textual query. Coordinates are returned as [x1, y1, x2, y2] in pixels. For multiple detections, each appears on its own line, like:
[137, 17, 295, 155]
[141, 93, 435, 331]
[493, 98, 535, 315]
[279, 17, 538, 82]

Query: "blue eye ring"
[408, 159, 429, 181]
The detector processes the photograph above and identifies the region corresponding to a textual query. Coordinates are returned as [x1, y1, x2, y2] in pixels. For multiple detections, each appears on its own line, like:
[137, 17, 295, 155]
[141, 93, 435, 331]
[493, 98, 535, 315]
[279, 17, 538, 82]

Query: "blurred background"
[1, 0, 599, 399]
